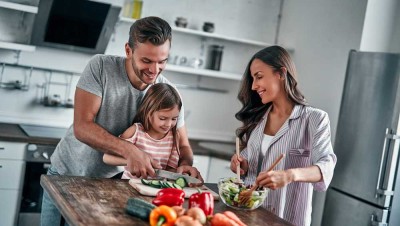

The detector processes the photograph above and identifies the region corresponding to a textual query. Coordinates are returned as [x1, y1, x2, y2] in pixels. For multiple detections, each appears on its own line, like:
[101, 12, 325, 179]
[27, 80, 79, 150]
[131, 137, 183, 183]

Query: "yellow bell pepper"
[149, 205, 177, 226]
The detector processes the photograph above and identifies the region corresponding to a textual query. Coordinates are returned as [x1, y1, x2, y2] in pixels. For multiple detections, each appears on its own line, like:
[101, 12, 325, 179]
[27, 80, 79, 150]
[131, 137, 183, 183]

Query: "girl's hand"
[255, 170, 294, 190]
[230, 154, 248, 176]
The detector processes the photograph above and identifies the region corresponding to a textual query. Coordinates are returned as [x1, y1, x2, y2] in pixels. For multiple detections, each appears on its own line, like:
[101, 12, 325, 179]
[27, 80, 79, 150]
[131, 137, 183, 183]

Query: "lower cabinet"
[0, 189, 21, 226]
[207, 157, 236, 183]
[0, 141, 26, 226]
[193, 155, 210, 182]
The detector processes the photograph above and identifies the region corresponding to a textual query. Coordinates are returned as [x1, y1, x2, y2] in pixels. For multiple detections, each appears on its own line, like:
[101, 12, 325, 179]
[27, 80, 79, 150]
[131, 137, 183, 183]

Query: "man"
[41, 16, 202, 226]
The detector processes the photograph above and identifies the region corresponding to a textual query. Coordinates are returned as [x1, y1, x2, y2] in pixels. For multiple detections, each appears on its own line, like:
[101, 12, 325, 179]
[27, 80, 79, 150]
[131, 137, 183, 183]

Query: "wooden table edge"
[40, 175, 84, 226]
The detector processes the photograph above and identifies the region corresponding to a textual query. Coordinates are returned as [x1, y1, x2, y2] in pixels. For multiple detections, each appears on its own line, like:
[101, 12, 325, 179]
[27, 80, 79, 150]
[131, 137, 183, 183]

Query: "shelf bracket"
[13, 50, 22, 64]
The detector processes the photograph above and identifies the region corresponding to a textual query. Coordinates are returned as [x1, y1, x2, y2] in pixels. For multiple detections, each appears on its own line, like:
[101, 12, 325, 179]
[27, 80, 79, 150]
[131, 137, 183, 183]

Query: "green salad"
[218, 177, 267, 209]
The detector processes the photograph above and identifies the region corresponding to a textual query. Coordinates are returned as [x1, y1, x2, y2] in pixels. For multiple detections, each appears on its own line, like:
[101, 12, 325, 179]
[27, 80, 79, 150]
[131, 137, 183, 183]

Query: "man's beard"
[132, 60, 157, 85]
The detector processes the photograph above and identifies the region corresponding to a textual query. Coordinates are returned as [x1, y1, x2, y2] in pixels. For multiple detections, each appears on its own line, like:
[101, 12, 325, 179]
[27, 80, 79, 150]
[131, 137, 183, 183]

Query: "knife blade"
[155, 169, 202, 184]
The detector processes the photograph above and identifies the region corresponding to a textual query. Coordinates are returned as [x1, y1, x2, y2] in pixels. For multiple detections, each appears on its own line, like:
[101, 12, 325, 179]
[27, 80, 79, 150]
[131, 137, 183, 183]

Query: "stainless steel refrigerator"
[321, 50, 400, 226]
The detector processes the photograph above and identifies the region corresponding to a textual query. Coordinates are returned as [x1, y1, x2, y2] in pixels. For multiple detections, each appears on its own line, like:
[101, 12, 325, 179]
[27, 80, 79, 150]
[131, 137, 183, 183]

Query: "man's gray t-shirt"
[50, 54, 185, 178]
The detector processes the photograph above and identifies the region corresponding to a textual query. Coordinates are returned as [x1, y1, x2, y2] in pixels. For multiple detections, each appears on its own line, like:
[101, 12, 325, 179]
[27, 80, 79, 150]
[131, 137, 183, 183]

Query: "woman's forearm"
[288, 165, 323, 183]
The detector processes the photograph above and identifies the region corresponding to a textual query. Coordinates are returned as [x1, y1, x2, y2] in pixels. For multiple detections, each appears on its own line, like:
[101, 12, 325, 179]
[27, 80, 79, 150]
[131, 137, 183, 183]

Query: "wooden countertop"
[41, 175, 294, 226]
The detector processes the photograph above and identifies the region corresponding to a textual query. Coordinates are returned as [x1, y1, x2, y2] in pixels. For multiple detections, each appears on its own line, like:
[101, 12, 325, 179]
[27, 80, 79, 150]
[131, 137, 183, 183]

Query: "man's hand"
[176, 165, 204, 186]
[125, 147, 161, 178]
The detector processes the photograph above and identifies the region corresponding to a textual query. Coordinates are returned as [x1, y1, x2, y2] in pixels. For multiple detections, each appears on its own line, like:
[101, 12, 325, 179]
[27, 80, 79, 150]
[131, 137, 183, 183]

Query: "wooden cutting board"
[129, 178, 219, 200]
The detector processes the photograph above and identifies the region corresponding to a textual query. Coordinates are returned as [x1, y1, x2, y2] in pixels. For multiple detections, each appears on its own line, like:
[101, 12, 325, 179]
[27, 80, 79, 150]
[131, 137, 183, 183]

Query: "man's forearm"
[74, 121, 133, 158]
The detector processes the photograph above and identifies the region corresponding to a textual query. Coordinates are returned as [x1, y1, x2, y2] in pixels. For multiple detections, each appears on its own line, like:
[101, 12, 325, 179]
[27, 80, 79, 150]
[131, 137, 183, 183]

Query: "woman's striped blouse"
[240, 105, 337, 226]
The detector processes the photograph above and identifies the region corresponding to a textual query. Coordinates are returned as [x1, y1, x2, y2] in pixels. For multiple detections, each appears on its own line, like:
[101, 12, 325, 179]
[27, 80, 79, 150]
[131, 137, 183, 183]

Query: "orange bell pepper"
[149, 205, 177, 226]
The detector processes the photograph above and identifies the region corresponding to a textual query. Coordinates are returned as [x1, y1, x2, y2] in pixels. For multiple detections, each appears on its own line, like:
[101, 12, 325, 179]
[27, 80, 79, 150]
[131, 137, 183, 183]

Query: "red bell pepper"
[188, 189, 214, 216]
[152, 188, 185, 207]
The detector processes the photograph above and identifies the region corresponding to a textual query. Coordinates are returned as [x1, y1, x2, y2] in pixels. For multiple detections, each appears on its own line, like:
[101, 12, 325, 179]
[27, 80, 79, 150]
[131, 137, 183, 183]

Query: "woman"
[230, 46, 336, 226]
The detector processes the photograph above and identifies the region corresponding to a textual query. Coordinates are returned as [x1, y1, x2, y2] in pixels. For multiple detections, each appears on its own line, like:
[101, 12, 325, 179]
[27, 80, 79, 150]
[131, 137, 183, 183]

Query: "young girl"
[230, 46, 336, 226]
[103, 83, 182, 179]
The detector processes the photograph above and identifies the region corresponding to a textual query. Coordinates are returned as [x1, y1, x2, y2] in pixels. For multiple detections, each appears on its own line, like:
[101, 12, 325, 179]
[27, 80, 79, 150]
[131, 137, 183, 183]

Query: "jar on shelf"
[175, 17, 188, 28]
[203, 22, 214, 33]
[132, 0, 143, 19]
[206, 45, 224, 71]
[123, 0, 143, 19]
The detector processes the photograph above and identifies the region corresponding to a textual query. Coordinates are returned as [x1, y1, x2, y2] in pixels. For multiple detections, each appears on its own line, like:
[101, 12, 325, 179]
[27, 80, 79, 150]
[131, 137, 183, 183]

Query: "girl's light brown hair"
[133, 83, 182, 153]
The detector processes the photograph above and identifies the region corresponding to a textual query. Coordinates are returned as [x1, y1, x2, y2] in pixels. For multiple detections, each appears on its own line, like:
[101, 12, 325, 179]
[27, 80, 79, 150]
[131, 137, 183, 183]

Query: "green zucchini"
[125, 197, 156, 221]
[175, 177, 188, 188]
[141, 179, 151, 186]
[150, 180, 161, 188]
[172, 183, 183, 189]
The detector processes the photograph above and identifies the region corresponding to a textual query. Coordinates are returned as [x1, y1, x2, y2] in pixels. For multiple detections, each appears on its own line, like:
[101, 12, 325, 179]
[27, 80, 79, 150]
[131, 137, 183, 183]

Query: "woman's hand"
[256, 170, 294, 190]
[230, 154, 249, 176]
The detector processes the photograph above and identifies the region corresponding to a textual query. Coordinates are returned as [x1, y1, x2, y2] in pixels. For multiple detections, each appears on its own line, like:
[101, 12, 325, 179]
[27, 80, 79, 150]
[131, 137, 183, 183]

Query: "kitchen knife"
[155, 169, 202, 184]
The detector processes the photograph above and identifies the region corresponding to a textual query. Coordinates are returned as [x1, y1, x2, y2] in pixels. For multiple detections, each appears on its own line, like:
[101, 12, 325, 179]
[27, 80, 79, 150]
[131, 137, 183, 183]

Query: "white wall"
[278, 1, 368, 225]
[389, 1, 400, 52]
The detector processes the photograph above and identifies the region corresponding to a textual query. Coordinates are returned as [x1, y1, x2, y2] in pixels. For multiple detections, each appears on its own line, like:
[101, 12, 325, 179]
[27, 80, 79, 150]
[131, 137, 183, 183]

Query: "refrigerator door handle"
[376, 128, 391, 198]
[376, 128, 400, 198]
[370, 214, 388, 226]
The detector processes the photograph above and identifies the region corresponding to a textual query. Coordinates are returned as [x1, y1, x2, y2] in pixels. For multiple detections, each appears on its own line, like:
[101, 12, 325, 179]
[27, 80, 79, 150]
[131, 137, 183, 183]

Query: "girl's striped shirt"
[122, 123, 179, 179]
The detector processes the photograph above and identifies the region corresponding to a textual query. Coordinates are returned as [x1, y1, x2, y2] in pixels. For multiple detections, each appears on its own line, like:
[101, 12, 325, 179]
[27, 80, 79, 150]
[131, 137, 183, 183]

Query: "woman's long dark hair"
[235, 46, 307, 148]
[134, 83, 182, 154]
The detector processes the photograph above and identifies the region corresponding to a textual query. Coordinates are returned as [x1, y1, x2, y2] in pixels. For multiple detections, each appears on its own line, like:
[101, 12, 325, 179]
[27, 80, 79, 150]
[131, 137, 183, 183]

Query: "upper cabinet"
[0, 1, 38, 13]
[0, 0, 37, 52]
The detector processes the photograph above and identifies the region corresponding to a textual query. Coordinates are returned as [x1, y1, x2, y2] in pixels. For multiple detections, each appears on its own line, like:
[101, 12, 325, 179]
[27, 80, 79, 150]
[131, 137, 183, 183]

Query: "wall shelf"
[0, 41, 36, 52]
[165, 65, 242, 81]
[119, 16, 270, 47]
[0, 1, 38, 53]
[0, 0, 38, 14]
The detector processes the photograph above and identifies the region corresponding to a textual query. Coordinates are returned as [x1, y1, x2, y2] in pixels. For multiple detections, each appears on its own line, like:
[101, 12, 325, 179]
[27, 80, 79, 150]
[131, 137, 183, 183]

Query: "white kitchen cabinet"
[0, 189, 21, 226]
[0, 159, 25, 189]
[0, 0, 37, 52]
[0, 141, 26, 226]
[192, 155, 210, 182]
[207, 157, 236, 183]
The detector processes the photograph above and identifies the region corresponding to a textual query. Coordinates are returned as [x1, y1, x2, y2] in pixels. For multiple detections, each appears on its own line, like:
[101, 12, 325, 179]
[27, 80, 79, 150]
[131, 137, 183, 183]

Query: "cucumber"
[125, 197, 156, 221]
[141, 179, 151, 186]
[172, 183, 183, 189]
[163, 181, 175, 188]
[175, 177, 188, 188]
[150, 180, 161, 188]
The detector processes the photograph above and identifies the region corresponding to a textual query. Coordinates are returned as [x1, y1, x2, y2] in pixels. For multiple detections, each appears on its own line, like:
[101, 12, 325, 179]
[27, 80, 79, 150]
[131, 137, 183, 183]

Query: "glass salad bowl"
[218, 177, 269, 210]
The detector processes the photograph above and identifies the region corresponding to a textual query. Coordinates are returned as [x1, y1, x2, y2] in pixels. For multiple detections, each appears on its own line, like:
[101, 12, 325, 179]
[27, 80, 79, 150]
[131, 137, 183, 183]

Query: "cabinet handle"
[0, 147, 4, 150]
[0, 164, 2, 168]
